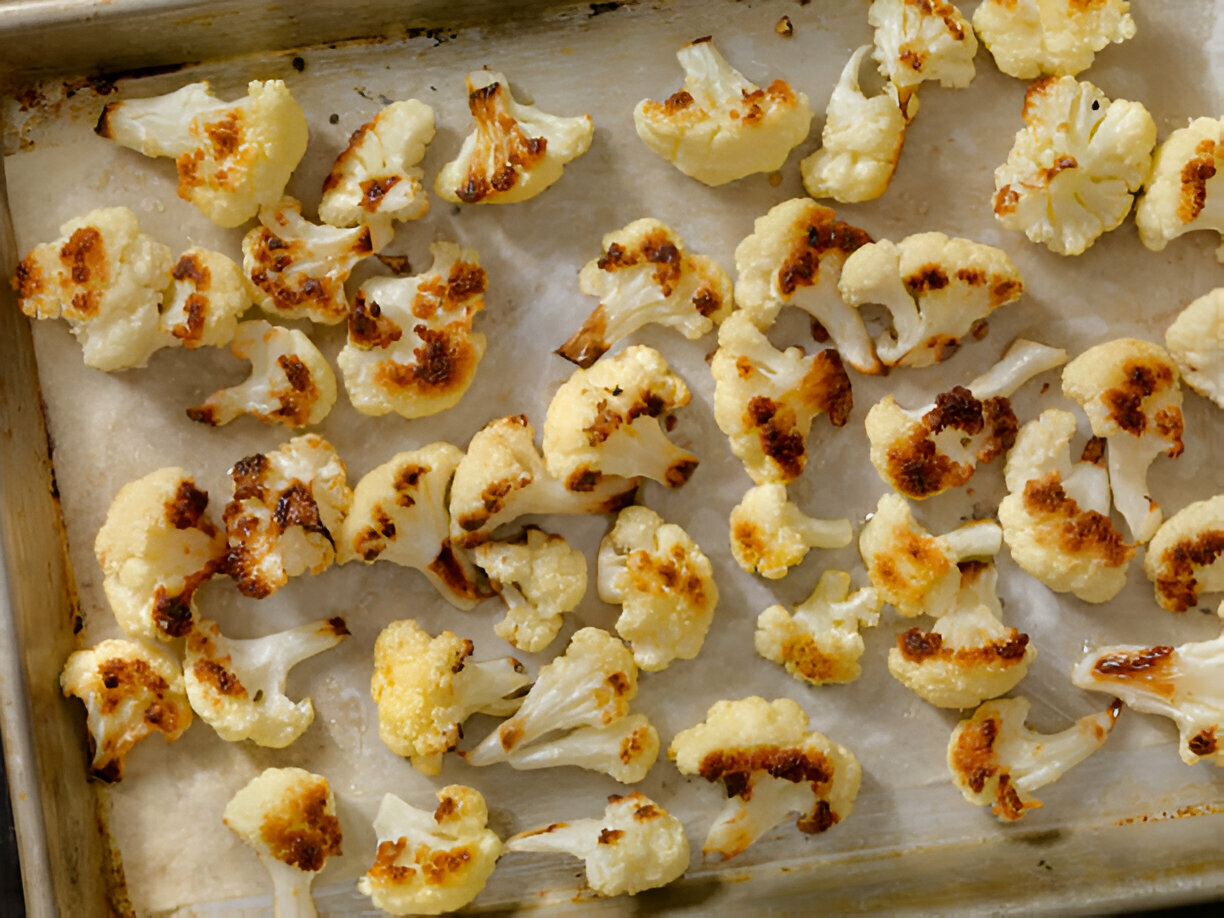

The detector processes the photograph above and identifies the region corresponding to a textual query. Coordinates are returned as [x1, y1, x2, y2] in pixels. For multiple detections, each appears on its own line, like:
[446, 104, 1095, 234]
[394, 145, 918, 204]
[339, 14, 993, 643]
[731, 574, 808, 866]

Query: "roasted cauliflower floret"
[337, 241, 487, 418]
[435, 69, 592, 204]
[755, 570, 881, 685]
[60, 638, 193, 783]
[1144, 496, 1224, 613]
[633, 36, 812, 186]
[869, 0, 977, 117]
[1061, 338, 1185, 543]
[223, 767, 343, 918]
[948, 696, 1120, 821]
[1165, 288, 1224, 408]
[371, 619, 530, 775]
[15, 206, 173, 371]
[159, 247, 251, 350]
[357, 786, 503, 916]
[973, 0, 1136, 80]
[711, 310, 853, 485]
[1136, 118, 1224, 261]
[96, 79, 308, 228]
[506, 793, 690, 897]
[730, 483, 852, 579]
[543, 344, 698, 490]
[473, 527, 588, 653]
[598, 505, 718, 671]
[556, 218, 733, 368]
[669, 696, 861, 860]
[992, 76, 1156, 256]
[838, 231, 1024, 369]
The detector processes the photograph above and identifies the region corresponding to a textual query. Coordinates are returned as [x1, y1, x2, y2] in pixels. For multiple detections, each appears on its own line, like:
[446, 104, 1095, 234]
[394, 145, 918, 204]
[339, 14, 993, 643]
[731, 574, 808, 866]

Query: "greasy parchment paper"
[4, 0, 1224, 913]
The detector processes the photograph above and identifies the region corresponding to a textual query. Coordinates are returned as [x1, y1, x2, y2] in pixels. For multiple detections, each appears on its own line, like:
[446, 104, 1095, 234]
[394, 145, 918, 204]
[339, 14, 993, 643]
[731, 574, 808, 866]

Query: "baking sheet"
[3, 0, 1224, 913]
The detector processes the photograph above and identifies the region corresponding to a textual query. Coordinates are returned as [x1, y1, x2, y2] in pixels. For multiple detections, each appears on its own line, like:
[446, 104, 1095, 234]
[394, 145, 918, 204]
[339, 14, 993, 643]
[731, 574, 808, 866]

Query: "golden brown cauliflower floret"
[869, 0, 978, 118]
[729, 483, 852, 580]
[973, 0, 1136, 80]
[1136, 118, 1224, 262]
[1165, 287, 1224, 408]
[1143, 496, 1224, 613]
[159, 247, 252, 350]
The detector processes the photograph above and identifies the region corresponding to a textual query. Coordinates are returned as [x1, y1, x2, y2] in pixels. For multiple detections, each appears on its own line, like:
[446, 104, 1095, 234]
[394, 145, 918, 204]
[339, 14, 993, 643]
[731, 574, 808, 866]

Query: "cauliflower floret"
[505, 793, 690, 897]
[597, 505, 718, 672]
[222, 434, 352, 598]
[1073, 635, 1224, 765]
[184, 616, 349, 748]
[187, 320, 337, 428]
[733, 199, 878, 375]
[1136, 118, 1224, 261]
[337, 241, 487, 419]
[711, 310, 853, 485]
[992, 76, 1156, 256]
[755, 570, 881, 685]
[668, 696, 861, 859]
[371, 619, 530, 775]
[242, 197, 388, 325]
[59, 638, 193, 782]
[859, 492, 1003, 618]
[973, 0, 1136, 80]
[999, 409, 1134, 603]
[948, 696, 1121, 821]
[473, 527, 588, 653]
[434, 69, 592, 204]
[94, 467, 225, 642]
[633, 37, 813, 186]
[730, 483, 852, 579]
[543, 345, 698, 490]
[865, 339, 1068, 499]
[1165, 288, 1224, 408]
[1143, 496, 1224, 613]
[868, 0, 977, 117]
[801, 45, 907, 204]
[96, 80, 308, 228]
[464, 627, 660, 783]
[159, 248, 251, 349]
[319, 99, 435, 229]
[15, 206, 173, 371]
[1061, 338, 1185, 543]
[556, 218, 733, 368]
[357, 786, 503, 916]
[838, 232, 1024, 369]
[339, 443, 486, 610]
[449, 415, 638, 548]
[223, 767, 343, 918]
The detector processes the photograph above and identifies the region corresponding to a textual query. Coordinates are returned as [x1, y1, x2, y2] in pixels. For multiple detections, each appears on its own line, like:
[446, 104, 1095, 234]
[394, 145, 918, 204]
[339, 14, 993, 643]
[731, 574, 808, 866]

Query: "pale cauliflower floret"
[159, 248, 251, 349]
[668, 697, 861, 860]
[1073, 635, 1224, 766]
[801, 45, 907, 204]
[464, 627, 660, 784]
[15, 206, 173, 371]
[242, 196, 387, 325]
[1061, 338, 1185, 543]
[543, 344, 699, 490]
[187, 320, 337, 428]
[1136, 118, 1224, 261]
[222, 434, 352, 598]
[556, 218, 734, 368]
[948, 696, 1121, 821]
[973, 0, 1136, 79]
[435, 69, 592, 204]
[473, 527, 588, 653]
[449, 415, 637, 548]
[96, 79, 308, 228]
[730, 483, 852, 579]
[633, 37, 812, 186]
[598, 505, 718, 672]
[859, 492, 1003, 618]
[94, 467, 225, 642]
[711, 310, 853, 485]
[337, 242, 487, 418]
[505, 793, 690, 897]
[755, 570, 881, 685]
[223, 767, 343, 918]
[371, 619, 530, 775]
[1144, 496, 1224, 613]
[1165, 288, 1224, 407]
[357, 786, 503, 916]
[838, 232, 1024, 369]
[993, 76, 1156, 256]
[59, 638, 193, 782]
[339, 443, 486, 609]
[319, 99, 435, 228]
[184, 616, 349, 748]
[999, 409, 1134, 603]
[869, 0, 977, 116]
[733, 198, 878, 375]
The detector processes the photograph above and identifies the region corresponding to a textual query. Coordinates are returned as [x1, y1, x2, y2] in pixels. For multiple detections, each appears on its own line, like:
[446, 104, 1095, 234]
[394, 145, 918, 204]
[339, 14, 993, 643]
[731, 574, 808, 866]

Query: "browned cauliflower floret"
[730, 483, 852, 579]
[1136, 118, 1224, 261]
[973, 0, 1136, 79]
[1144, 496, 1224, 613]
[159, 247, 252, 350]
[869, 0, 978, 118]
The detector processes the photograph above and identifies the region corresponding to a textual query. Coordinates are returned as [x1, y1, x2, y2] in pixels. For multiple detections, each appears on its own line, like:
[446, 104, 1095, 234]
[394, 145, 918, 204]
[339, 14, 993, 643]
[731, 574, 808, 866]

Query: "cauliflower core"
[973, 0, 1136, 80]
[1136, 117, 1224, 261]
[868, 0, 978, 117]
[1144, 496, 1224, 613]
[730, 483, 853, 580]
[1165, 288, 1224, 408]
